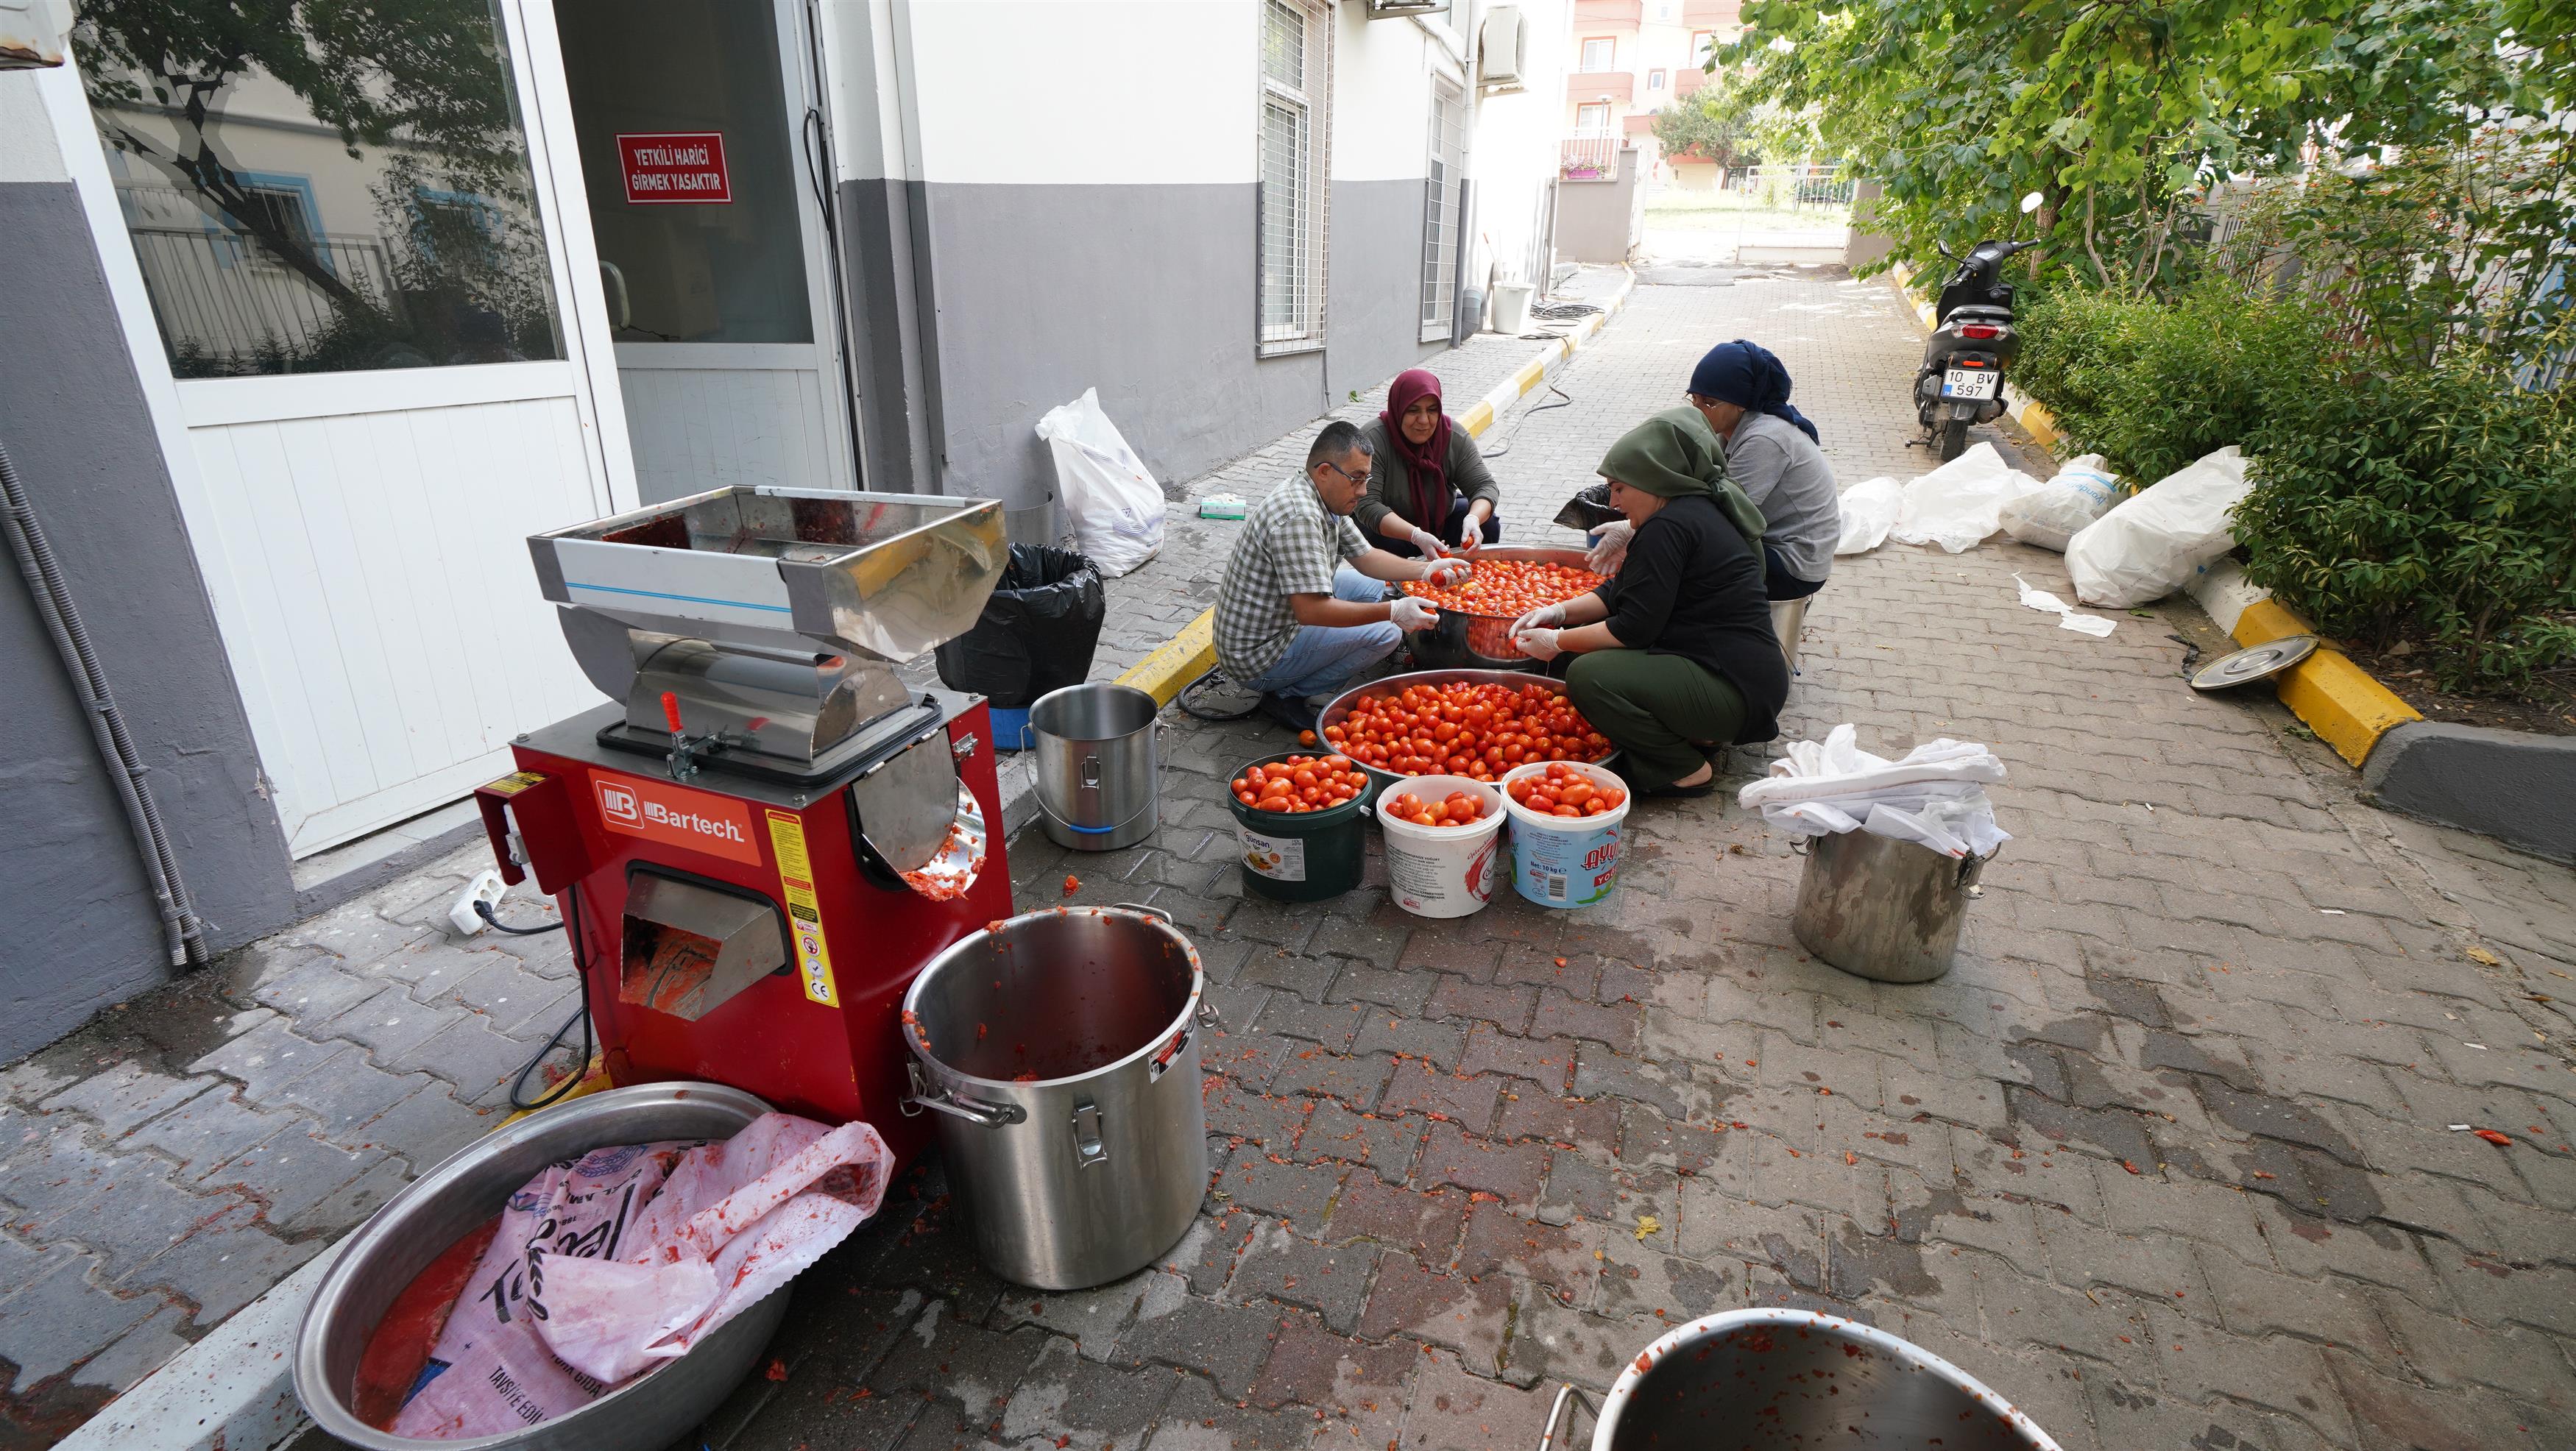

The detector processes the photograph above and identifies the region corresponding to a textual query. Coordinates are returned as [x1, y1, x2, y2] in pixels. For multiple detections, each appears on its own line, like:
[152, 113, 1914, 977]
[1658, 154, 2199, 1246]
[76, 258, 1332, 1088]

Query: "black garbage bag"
[1554, 483, 1623, 533]
[935, 544, 1108, 710]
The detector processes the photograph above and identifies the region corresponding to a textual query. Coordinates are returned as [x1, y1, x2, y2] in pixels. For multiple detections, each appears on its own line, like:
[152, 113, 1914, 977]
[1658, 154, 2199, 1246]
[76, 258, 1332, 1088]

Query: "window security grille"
[1258, 0, 1330, 355]
[1419, 79, 1466, 341]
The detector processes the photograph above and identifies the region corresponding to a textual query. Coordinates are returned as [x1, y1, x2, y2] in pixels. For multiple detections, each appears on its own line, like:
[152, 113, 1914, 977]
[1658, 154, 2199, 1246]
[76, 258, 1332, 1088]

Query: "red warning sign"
[616, 132, 731, 205]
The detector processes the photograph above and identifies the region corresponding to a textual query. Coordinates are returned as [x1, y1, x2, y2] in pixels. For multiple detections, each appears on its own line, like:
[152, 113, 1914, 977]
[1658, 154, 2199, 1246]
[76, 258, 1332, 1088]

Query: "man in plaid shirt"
[1215, 420, 1468, 733]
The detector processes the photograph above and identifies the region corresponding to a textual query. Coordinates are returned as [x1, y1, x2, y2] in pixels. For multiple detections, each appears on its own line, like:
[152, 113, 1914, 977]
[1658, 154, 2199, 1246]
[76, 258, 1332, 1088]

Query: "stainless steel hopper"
[530, 486, 1008, 775]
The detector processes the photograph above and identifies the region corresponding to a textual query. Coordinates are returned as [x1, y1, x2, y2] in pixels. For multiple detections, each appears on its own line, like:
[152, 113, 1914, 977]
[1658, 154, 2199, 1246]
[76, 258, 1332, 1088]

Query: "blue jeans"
[1240, 565, 1399, 700]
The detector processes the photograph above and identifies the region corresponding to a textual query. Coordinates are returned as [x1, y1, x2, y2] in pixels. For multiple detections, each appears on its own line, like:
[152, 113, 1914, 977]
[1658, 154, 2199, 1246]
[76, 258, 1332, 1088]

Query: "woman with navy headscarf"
[1590, 339, 1837, 601]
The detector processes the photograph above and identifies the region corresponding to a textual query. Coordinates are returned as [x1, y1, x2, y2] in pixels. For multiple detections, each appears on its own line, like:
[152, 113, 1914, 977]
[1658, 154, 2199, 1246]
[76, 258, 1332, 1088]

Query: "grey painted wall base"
[2363, 720, 2576, 864]
[0, 181, 297, 1062]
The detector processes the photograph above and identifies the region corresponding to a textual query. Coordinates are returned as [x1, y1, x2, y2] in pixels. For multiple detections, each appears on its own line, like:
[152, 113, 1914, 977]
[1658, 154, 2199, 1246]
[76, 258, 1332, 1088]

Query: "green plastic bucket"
[1227, 753, 1367, 903]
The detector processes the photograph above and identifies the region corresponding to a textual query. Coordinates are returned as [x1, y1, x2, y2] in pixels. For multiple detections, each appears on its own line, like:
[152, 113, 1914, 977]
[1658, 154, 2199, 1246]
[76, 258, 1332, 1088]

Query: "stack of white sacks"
[1738, 725, 2009, 859]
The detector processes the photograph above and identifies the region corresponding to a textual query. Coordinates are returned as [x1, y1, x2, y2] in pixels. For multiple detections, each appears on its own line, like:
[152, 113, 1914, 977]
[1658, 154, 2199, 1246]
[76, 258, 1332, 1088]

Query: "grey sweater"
[1353, 417, 1502, 539]
[1723, 414, 1838, 584]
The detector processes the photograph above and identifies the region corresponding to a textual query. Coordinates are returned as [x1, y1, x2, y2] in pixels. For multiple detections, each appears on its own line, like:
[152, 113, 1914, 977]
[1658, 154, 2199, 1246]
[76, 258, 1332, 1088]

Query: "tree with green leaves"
[1719, 0, 2537, 299]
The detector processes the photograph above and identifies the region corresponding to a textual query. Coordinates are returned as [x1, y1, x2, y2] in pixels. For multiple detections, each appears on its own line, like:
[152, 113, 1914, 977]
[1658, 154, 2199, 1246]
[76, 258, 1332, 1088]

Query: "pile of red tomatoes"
[1384, 789, 1490, 828]
[1231, 754, 1367, 814]
[1398, 559, 1604, 617]
[1323, 680, 1610, 781]
[1507, 762, 1627, 817]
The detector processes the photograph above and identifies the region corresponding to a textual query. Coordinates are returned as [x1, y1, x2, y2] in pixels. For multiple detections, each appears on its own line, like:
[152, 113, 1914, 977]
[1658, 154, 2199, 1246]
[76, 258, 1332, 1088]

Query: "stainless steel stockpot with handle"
[1538, 1308, 2064, 1451]
[901, 904, 1209, 1290]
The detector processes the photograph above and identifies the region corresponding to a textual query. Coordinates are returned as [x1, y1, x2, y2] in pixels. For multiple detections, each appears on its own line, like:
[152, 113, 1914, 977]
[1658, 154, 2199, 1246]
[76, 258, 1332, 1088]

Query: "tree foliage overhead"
[1648, 75, 1819, 169]
[1721, 0, 2553, 304]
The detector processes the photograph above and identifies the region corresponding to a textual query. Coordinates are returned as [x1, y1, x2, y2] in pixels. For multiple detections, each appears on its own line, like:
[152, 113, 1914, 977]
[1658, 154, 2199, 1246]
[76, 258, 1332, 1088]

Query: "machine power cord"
[507, 884, 596, 1113]
[474, 898, 567, 936]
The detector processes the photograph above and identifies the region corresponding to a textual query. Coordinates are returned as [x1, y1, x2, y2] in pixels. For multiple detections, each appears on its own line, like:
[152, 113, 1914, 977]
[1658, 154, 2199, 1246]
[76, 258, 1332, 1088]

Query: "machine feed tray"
[531, 486, 1009, 663]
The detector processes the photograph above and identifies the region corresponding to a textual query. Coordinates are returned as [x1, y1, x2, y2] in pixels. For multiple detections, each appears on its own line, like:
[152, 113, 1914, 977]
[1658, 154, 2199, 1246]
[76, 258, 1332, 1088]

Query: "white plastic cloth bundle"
[1833, 475, 1903, 555]
[1889, 443, 2045, 553]
[1736, 724, 2011, 859]
[389, 1113, 892, 1439]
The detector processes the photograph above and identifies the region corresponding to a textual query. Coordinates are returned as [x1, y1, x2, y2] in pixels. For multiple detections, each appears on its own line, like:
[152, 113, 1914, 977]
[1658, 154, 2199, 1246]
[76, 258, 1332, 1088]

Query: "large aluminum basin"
[293, 1083, 786, 1451]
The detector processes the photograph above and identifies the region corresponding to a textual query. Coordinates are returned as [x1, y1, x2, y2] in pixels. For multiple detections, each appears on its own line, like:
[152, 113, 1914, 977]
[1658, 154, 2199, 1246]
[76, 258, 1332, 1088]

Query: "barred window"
[1419, 79, 1466, 342]
[1257, 0, 1328, 355]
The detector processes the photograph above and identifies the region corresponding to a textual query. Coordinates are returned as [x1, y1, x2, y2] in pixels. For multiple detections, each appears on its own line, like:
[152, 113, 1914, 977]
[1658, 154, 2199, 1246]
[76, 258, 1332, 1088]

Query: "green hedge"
[2234, 357, 2576, 695]
[2015, 280, 2328, 486]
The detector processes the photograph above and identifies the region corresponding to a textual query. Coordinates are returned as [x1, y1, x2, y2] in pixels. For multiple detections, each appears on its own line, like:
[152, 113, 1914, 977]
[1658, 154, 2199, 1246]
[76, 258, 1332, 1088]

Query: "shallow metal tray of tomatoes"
[1315, 668, 1621, 798]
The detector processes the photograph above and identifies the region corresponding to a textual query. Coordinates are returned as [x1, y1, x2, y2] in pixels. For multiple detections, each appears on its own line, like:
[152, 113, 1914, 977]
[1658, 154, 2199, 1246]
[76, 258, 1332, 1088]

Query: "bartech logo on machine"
[589, 769, 761, 865]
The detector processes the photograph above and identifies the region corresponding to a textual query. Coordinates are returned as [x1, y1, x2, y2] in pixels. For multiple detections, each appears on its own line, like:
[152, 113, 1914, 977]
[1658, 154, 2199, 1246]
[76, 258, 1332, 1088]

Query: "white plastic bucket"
[1493, 281, 1535, 333]
[1375, 775, 1507, 918]
[1500, 762, 1632, 908]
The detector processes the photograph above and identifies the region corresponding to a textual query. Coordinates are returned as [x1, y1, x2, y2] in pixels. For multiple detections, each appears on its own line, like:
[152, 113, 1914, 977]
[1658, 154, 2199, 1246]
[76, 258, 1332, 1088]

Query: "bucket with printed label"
[1499, 761, 1632, 909]
[1374, 775, 1507, 918]
[1226, 752, 1367, 904]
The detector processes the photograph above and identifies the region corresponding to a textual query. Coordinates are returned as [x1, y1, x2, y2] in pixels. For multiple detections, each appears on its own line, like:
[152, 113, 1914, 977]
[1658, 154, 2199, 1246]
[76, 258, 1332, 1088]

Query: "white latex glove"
[1406, 526, 1448, 558]
[1453, 509, 1490, 553]
[1390, 595, 1440, 632]
[1420, 557, 1472, 587]
[1514, 626, 1563, 661]
[1510, 602, 1568, 636]
[1587, 519, 1635, 575]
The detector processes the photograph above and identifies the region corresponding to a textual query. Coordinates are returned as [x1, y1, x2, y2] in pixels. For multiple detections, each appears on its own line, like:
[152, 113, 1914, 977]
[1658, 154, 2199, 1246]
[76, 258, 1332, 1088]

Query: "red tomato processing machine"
[471, 486, 1015, 1161]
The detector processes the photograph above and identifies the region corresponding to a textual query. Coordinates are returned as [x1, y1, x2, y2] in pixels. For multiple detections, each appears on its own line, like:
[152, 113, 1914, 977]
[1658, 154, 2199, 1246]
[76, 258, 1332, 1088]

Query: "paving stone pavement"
[0, 276, 1630, 1449]
[0, 859, 573, 1444]
[32, 266, 2576, 1451]
[660, 274, 2575, 1451]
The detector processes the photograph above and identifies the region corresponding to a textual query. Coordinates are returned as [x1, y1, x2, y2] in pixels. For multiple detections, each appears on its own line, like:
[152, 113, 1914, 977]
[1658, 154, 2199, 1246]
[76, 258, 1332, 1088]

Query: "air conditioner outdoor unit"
[1365, 0, 1447, 15]
[1480, 6, 1529, 89]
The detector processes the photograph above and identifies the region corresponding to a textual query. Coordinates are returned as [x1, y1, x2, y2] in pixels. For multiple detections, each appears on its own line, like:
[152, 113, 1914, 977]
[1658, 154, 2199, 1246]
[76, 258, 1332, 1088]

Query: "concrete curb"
[2364, 720, 2576, 864]
[2230, 597, 2422, 768]
[54, 1240, 346, 1451]
[1111, 269, 1639, 710]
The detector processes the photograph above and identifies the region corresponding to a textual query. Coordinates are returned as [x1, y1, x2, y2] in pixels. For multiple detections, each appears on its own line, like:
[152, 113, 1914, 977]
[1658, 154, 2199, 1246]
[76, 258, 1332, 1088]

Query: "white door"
[553, 0, 854, 504]
[49, 0, 641, 857]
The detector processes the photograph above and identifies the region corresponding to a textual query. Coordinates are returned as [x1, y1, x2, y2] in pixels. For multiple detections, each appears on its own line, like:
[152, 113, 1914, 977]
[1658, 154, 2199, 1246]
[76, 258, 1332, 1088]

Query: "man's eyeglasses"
[1320, 459, 1370, 486]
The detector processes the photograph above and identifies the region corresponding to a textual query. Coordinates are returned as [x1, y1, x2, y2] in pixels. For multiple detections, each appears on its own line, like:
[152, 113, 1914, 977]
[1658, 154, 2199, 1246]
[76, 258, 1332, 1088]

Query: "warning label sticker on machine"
[480, 770, 545, 797]
[765, 809, 839, 1007]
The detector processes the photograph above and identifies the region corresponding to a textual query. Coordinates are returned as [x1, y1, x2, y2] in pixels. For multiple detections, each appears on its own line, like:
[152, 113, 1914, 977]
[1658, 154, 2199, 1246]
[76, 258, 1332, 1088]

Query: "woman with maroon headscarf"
[1354, 369, 1505, 558]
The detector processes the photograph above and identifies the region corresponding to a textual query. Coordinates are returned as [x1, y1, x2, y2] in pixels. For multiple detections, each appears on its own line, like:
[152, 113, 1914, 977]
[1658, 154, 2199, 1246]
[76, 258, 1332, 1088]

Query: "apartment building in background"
[1560, 0, 1738, 183]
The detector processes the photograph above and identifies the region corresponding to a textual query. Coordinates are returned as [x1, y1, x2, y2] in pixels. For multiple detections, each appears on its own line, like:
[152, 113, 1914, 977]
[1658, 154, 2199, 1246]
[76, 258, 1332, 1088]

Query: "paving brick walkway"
[686, 275, 2576, 1451]
[18, 269, 2575, 1451]
[0, 866, 573, 1442]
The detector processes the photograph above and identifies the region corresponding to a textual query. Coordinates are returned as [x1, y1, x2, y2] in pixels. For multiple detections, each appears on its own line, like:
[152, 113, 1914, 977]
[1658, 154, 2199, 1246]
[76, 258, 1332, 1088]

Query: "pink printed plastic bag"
[529, 1115, 893, 1386]
[389, 1140, 688, 1439]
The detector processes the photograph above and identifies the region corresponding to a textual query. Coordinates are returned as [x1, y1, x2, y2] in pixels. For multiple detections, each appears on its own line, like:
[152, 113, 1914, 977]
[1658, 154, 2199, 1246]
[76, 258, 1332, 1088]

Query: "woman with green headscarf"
[1510, 408, 1788, 796]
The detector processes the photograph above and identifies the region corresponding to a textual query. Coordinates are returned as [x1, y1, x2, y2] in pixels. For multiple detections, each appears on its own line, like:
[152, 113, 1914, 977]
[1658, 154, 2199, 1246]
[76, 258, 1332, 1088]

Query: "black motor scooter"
[1914, 191, 2043, 461]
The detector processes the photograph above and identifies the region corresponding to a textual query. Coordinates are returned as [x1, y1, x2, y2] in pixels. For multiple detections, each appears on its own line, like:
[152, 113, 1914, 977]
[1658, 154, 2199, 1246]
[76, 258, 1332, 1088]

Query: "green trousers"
[1565, 648, 1747, 790]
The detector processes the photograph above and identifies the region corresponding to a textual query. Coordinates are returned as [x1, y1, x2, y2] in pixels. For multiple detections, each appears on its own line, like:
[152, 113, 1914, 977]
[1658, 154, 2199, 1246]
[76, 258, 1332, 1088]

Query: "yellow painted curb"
[1459, 400, 1496, 436]
[1507, 354, 1547, 398]
[2016, 398, 2060, 451]
[1114, 606, 1217, 709]
[2231, 598, 2421, 767]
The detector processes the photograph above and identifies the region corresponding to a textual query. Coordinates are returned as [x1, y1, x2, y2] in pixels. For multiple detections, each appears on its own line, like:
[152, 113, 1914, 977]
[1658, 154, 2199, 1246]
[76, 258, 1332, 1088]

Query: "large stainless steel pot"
[1791, 830, 1996, 984]
[901, 904, 1209, 1289]
[1538, 1309, 2063, 1450]
[1317, 668, 1622, 801]
[1406, 545, 1596, 671]
[294, 1083, 785, 1451]
[1027, 682, 1162, 852]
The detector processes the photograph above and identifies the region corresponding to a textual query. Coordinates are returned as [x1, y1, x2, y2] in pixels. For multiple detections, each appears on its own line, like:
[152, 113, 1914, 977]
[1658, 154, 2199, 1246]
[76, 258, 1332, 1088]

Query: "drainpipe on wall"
[0, 434, 208, 968]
